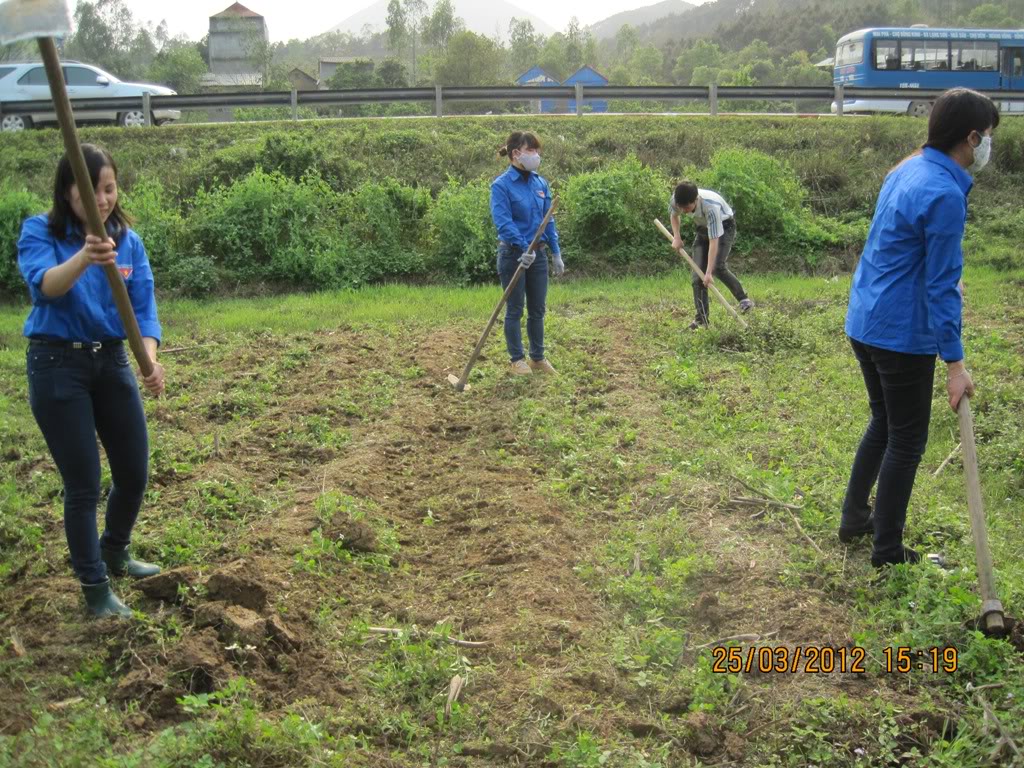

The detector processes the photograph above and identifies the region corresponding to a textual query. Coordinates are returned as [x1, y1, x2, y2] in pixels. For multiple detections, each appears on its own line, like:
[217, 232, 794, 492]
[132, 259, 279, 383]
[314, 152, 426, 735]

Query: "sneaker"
[838, 517, 873, 544]
[739, 298, 755, 313]
[510, 359, 532, 376]
[528, 358, 557, 374]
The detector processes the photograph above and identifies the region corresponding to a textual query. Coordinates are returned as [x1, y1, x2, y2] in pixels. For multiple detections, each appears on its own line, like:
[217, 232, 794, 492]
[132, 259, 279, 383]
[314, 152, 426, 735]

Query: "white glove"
[552, 253, 565, 277]
[519, 250, 536, 268]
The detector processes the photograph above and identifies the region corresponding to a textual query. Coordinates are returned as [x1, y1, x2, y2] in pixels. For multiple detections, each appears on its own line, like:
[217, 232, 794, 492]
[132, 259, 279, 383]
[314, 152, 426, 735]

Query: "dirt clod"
[205, 561, 269, 612]
[136, 567, 197, 602]
[322, 517, 378, 553]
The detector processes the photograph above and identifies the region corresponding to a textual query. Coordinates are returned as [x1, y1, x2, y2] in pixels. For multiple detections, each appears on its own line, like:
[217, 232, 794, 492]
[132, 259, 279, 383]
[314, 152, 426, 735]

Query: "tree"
[386, 0, 407, 51]
[538, 34, 569, 81]
[433, 31, 502, 86]
[961, 3, 1016, 27]
[508, 18, 541, 78]
[66, 0, 151, 79]
[326, 59, 377, 89]
[423, 0, 463, 51]
[672, 40, 723, 85]
[376, 58, 409, 87]
[147, 40, 207, 93]
[404, 0, 428, 83]
[629, 45, 664, 84]
[615, 24, 640, 63]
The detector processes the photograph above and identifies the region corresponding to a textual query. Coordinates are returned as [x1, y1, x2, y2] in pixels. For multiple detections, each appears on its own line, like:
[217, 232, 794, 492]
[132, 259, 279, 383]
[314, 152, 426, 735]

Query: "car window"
[65, 66, 103, 86]
[17, 66, 51, 86]
[0, 66, 16, 81]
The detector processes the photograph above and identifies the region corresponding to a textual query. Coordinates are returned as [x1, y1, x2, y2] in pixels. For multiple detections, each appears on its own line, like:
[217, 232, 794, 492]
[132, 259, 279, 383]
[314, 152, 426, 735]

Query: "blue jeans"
[842, 339, 936, 565]
[27, 341, 149, 584]
[497, 243, 548, 363]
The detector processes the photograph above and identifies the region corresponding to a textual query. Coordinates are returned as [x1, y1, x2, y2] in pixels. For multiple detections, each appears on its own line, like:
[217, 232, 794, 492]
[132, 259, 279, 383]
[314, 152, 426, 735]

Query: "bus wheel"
[908, 101, 932, 118]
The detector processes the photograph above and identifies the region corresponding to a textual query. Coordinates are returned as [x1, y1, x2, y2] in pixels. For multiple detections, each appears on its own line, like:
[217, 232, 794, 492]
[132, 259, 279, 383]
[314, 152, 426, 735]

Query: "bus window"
[902, 40, 950, 71]
[954, 41, 999, 71]
[837, 38, 864, 66]
[874, 39, 899, 70]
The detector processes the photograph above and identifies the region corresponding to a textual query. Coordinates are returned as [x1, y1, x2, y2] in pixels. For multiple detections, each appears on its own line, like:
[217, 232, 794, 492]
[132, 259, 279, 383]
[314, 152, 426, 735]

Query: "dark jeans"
[27, 341, 149, 584]
[692, 221, 746, 325]
[842, 339, 936, 564]
[497, 242, 549, 362]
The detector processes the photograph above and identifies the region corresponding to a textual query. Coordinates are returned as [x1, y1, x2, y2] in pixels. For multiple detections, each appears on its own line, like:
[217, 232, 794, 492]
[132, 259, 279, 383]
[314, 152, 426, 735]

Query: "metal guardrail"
[3, 84, 1024, 124]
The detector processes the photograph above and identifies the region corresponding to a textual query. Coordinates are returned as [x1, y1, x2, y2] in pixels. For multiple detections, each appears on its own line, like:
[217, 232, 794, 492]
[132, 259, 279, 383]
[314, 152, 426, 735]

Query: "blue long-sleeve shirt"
[490, 165, 560, 254]
[18, 214, 162, 343]
[845, 147, 971, 362]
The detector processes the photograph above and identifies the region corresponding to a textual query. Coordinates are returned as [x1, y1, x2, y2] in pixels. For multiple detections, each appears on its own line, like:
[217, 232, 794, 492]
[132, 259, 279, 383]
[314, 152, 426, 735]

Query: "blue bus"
[832, 26, 1024, 115]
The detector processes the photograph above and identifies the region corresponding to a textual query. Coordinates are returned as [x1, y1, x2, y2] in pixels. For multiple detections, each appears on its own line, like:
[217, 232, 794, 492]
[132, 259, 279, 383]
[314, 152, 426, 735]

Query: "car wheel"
[907, 101, 932, 118]
[1, 114, 32, 132]
[119, 109, 148, 127]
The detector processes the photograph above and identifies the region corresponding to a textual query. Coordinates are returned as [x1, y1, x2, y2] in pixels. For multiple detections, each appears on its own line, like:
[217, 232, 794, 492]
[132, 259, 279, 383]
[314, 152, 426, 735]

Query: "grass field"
[1, 264, 1022, 767]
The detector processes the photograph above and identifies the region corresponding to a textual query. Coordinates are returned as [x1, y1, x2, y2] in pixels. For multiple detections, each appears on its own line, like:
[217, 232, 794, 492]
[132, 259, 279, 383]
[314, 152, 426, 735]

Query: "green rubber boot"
[81, 579, 133, 618]
[101, 546, 161, 579]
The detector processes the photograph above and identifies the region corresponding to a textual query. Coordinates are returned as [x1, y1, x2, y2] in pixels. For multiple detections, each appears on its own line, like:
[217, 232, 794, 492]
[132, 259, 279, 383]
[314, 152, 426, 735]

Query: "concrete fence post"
[142, 91, 151, 126]
[709, 83, 718, 117]
[835, 84, 844, 117]
[435, 85, 443, 117]
[291, 88, 298, 120]
[575, 82, 583, 116]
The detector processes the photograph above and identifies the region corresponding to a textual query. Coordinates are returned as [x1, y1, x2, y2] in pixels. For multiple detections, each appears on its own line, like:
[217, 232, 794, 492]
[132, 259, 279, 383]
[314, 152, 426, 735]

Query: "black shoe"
[838, 517, 873, 544]
[81, 579, 133, 618]
[689, 320, 707, 331]
[102, 546, 162, 579]
[871, 547, 921, 568]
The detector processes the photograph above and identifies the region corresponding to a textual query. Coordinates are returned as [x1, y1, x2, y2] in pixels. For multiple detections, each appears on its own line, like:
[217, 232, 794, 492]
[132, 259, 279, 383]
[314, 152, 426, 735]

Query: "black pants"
[842, 339, 936, 565]
[692, 220, 746, 325]
[26, 341, 149, 584]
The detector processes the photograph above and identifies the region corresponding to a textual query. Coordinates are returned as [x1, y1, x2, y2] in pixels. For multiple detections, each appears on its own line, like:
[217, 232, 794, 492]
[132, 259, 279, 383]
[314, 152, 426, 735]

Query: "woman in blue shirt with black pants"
[841, 89, 997, 567]
[18, 144, 165, 617]
[490, 131, 563, 376]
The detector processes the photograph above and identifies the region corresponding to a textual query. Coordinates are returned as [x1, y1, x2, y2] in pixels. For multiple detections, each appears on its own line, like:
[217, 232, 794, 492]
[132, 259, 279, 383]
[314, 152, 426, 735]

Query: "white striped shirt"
[670, 188, 734, 240]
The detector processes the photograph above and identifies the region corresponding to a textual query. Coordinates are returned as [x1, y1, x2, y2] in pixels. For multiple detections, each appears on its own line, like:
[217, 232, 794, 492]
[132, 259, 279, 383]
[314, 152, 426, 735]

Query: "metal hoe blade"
[0, 0, 71, 45]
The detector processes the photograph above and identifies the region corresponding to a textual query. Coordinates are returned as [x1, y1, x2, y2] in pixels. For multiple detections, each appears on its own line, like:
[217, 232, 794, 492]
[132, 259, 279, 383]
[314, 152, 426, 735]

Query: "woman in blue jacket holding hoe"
[490, 130, 563, 376]
[841, 88, 997, 567]
[18, 144, 165, 618]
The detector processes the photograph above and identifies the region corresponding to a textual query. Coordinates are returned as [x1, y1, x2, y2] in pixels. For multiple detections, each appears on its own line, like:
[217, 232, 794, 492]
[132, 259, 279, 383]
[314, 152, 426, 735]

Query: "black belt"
[29, 338, 124, 351]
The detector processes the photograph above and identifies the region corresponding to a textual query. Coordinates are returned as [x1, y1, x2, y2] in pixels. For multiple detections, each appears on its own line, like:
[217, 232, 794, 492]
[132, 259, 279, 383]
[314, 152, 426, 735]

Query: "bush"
[187, 169, 345, 287]
[337, 179, 432, 286]
[0, 184, 47, 297]
[559, 155, 671, 268]
[697, 148, 859, 268]
[424, 179, 495, 284]
[123, 176, 183, 274]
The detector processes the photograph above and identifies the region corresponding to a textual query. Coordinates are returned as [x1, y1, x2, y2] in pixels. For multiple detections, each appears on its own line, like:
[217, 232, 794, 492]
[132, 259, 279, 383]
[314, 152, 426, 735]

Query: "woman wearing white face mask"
[490, 131, 563, 376]
[840, 88, 999, 568]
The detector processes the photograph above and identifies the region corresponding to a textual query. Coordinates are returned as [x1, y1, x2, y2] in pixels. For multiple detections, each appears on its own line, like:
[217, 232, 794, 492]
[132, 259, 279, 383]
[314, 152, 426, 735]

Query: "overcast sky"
[73, 0, 707, 44]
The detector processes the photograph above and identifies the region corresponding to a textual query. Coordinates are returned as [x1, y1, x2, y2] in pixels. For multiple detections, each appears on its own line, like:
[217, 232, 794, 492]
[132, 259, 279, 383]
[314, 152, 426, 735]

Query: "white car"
[0, 61, 181, 131]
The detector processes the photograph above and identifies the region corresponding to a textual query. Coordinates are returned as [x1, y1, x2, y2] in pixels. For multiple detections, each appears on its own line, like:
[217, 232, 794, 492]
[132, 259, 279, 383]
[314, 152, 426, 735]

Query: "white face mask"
[969, 135, 992, 174]
[518, 151, 541, 172]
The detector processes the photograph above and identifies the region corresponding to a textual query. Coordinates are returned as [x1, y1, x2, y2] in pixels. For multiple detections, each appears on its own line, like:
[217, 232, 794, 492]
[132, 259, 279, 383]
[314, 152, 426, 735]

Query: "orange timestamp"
[710, 645, 958, 674]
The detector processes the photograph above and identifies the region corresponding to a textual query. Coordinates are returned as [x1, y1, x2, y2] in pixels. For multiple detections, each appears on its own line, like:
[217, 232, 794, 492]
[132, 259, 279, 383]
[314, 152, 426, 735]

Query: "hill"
[588, 0, 696, 40]
[326, 0, 557, 39]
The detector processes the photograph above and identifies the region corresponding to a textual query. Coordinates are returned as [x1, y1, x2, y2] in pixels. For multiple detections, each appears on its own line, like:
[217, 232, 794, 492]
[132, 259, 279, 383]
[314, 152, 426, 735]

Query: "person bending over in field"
[670, 181, 754, 329]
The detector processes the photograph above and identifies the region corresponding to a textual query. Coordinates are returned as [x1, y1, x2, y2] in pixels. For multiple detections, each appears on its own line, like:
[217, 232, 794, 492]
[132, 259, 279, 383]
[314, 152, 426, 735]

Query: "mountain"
[327, 0, 557, 40]
[588, 0, 697, 40]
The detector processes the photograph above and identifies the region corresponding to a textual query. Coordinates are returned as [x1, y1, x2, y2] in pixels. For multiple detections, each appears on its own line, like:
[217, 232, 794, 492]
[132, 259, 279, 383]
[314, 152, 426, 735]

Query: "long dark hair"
[48, 144, 131, 242]
[497, 131, 541, 161]
[924, 88, 1000, 154]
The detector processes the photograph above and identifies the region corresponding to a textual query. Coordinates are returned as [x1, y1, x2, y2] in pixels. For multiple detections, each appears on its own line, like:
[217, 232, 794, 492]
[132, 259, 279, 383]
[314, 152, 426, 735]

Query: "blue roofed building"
[564, 65, 609, 113]
[516, 66, 561, 114]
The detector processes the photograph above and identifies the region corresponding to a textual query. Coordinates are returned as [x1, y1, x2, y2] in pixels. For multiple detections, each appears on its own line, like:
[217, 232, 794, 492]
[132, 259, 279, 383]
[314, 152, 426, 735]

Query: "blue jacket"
[18, 214, 162, 343]
[490, 166, 560, 254]
[846, 148, 971, 362]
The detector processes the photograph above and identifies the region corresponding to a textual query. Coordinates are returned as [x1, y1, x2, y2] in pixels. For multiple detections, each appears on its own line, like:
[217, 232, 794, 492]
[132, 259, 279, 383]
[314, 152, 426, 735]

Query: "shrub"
[123, 176, 183, 274]
[187, 169, 345, 287]
[0, 184, 47, 296]
[336, 179, 431, 286]
[423, 179, 495, 284]
[559, 155, 671, 268]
